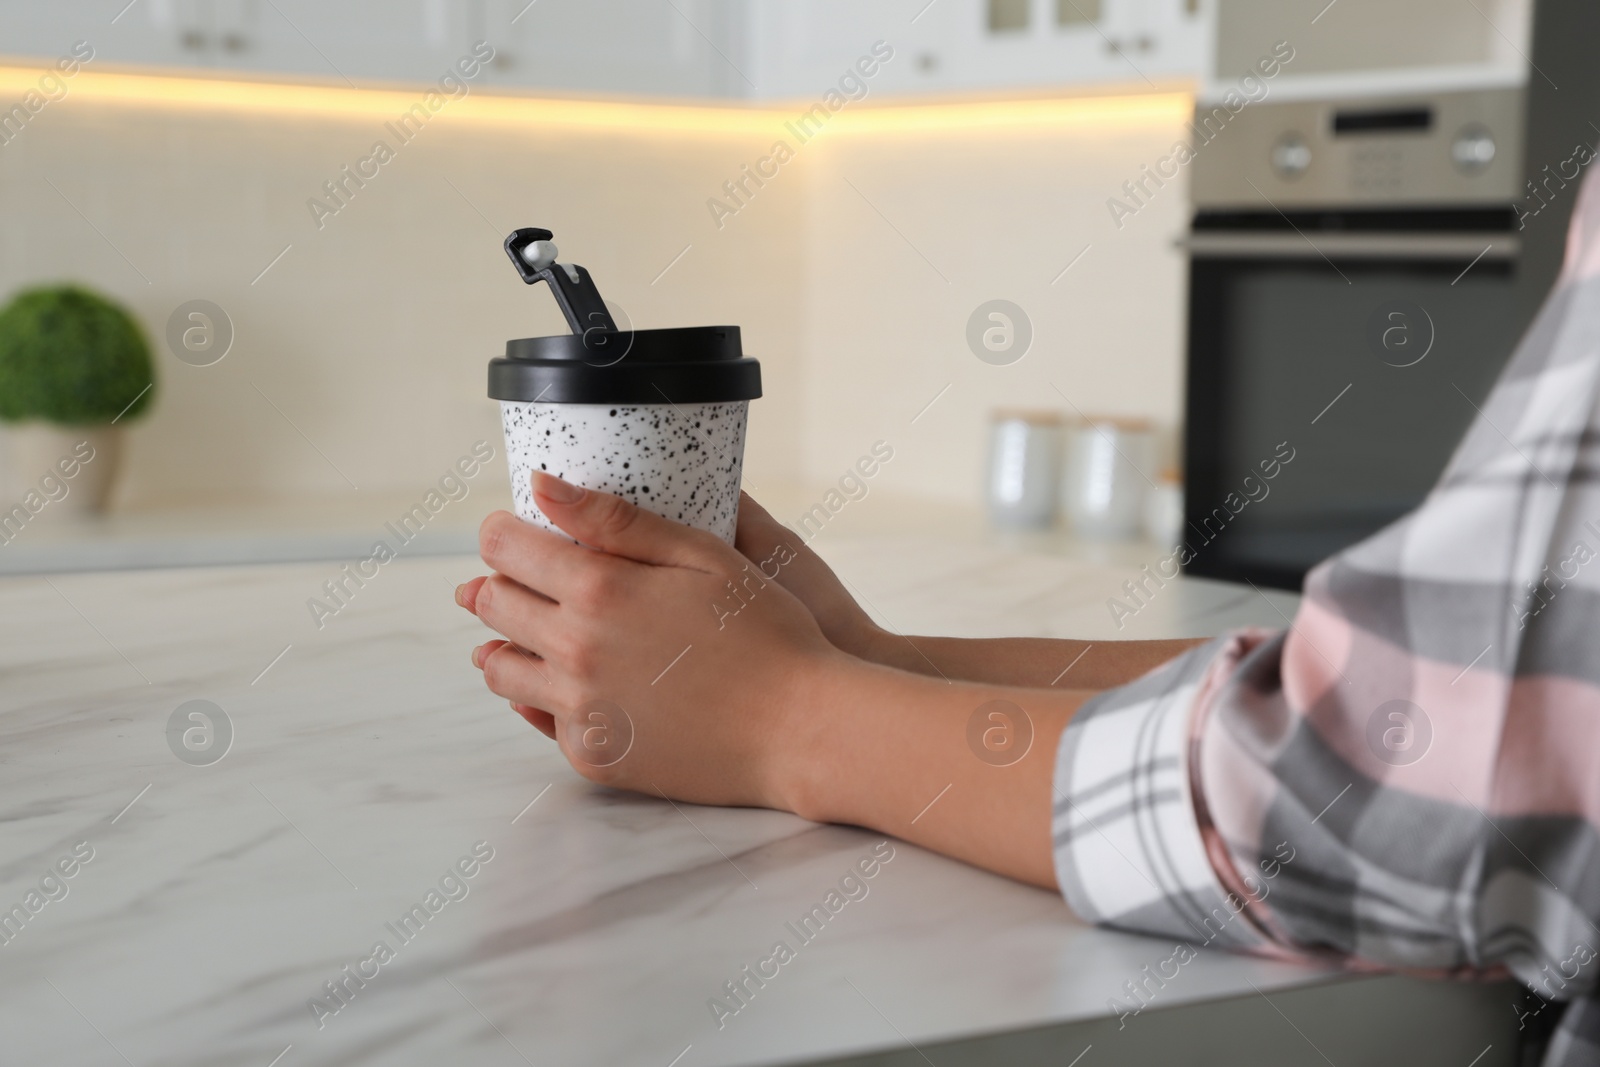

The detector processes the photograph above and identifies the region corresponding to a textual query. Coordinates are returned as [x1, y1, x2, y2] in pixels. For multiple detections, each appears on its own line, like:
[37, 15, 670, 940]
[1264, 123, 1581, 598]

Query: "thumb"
[532, 471, 728, 570]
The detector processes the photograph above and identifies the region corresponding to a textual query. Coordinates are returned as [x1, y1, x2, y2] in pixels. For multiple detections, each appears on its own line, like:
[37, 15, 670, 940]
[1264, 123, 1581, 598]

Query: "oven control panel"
[1189, 85, 1525, 210]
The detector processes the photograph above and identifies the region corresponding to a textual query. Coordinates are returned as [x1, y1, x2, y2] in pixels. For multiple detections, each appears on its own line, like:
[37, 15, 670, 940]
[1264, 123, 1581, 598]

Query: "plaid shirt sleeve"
[1053, 169, 1600, 1064]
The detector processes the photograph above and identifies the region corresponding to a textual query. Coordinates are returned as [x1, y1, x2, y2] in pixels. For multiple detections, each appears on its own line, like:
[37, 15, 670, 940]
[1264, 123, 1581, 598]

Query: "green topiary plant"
[0, 285, 155, 425]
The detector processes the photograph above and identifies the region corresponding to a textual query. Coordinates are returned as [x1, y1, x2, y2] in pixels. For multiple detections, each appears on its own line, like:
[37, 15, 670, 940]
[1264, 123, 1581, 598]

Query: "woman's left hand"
[457, 471, 842, 812]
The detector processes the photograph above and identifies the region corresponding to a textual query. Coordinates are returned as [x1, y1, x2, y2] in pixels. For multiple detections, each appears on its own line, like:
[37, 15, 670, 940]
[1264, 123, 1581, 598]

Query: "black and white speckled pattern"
[499, 400, 749, 544]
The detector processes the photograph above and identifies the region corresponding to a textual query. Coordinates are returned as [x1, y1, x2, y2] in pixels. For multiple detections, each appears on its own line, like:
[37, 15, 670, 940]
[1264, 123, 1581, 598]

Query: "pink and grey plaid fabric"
[1054, 168, 1600, 1064]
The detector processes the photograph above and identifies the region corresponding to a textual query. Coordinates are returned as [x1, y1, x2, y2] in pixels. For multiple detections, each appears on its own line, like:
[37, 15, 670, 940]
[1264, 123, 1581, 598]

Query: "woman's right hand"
[733, 493, 894, 665]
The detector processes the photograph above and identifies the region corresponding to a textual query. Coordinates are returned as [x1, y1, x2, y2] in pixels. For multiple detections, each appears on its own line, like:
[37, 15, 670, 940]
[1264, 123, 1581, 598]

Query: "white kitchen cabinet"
[0, 0, 748, 95]
[0, 0, 1208, 98]
[0, 0, 352, 77]
[248, 0, 745, 98]
[244, 1, 449, 84]
[743, 0, 1207, 100]
[0, 0, 353, 78]
[467, 0, 747, 98]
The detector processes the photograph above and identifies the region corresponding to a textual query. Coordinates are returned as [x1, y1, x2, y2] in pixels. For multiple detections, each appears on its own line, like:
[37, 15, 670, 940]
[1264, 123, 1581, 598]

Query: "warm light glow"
[0, 65, 1190, 138]
[827, 92, 1191, 134]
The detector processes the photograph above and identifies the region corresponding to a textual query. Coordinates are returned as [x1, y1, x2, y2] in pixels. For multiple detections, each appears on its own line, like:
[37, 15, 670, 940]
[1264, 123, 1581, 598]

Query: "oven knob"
[1271, 134, 1312, 180]
[1451, 125, 1497, 173]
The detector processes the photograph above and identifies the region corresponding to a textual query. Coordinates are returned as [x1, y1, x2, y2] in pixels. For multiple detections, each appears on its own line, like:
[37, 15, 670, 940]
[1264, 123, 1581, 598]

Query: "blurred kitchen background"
[0, 0, 1590, 587]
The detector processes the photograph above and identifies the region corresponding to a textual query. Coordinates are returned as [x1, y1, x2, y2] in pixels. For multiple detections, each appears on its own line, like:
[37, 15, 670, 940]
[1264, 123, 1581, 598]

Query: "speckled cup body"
[500, 400, 748, 543]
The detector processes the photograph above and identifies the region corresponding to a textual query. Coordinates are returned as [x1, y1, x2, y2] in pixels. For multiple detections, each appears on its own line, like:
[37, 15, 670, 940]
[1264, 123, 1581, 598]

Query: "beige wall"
[0, 77, 1190, 513]
[798, 112, 1190, 502]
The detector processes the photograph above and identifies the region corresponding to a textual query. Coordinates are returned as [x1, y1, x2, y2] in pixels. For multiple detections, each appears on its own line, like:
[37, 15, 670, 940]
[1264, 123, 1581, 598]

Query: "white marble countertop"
[0, 491, 491, 575]
[0, 527, 1516, 1066]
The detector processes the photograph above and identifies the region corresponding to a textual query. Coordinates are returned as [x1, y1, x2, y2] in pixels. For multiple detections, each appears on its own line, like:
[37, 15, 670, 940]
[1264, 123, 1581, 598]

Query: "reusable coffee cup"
[489, 228, 761, 544]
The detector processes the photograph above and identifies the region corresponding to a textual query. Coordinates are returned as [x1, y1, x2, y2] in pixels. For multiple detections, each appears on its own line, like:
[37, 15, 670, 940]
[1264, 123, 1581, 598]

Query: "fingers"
[455, 575, 488, 615]
[734, 491, 804, 565]
[511, 702, 558, 740]
[478, 511, 599, 604]
[733, 491, 773, 553]
[474, 573, 561, 654]
[471, 640, 558, 735]
[474, 637, 557, 706]
[470, 638, 509, 670]
[736, 490, 775, 527]
[530, 471, 730, 572]
[736, 490, 836, 594]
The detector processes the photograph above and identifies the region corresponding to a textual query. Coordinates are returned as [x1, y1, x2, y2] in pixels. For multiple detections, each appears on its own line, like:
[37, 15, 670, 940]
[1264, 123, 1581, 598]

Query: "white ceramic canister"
[1062, 417, 1155, 541]
[1143, 467, 1185, 547]
[985, 410, 1064, 529]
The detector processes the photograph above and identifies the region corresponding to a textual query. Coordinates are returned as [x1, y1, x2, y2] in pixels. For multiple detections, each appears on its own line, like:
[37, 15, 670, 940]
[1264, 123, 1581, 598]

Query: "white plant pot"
[0, 423, 122, 517]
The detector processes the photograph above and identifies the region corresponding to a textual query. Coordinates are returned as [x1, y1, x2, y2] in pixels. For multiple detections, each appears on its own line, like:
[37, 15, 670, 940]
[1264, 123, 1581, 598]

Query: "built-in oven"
[1181, 83, 1557, 590]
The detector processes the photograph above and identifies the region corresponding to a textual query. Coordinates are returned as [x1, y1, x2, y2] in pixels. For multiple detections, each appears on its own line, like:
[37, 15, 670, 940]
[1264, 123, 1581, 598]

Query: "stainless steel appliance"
[1181, 0, 1600, 589]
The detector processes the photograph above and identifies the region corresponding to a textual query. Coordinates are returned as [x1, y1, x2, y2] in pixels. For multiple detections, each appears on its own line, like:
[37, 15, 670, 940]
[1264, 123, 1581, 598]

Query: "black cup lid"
[488, 325, 761, 404]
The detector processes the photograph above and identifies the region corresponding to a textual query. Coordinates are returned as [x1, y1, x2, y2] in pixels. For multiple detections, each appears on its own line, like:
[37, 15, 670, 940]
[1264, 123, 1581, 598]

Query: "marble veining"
[0, 534, 1331, 1066]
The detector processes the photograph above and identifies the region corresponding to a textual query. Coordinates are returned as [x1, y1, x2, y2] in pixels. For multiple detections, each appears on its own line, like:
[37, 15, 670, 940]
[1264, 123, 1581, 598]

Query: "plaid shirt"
[1053, 170, 1600, 1064]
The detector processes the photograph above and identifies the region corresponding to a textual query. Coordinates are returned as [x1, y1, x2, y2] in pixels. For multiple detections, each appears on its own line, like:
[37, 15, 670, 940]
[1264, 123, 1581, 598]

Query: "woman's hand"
[457, 473, 845, 812]
[458, 476, 1113, 889]
[732, 492, 895, 663]
[734, 493, 1207, 688]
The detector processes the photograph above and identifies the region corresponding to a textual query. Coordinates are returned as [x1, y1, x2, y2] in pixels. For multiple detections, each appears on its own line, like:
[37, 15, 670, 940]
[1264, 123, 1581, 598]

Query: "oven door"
[1182, 230, 1523, 590]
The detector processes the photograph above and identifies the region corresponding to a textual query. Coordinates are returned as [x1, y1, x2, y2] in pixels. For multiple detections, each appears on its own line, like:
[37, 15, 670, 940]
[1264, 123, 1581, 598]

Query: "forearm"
[738, 500, 1201, 691]
[859, 630, 1206, 691]
[782, 655, 1091, 889]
